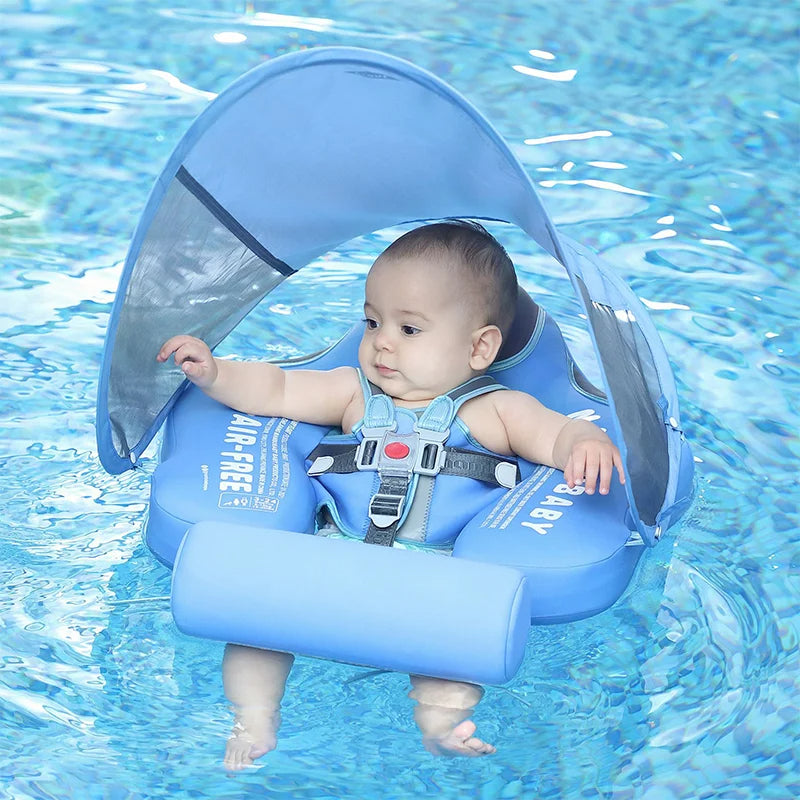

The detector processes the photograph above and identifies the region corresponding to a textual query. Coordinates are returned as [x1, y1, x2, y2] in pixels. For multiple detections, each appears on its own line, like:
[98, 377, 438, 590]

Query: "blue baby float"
[96, 47, 694, 686]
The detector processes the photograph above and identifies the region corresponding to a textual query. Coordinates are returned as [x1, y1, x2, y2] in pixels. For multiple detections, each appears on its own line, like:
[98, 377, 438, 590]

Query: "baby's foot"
[422, 719, 496, 758]
[223, 706, 281, 770]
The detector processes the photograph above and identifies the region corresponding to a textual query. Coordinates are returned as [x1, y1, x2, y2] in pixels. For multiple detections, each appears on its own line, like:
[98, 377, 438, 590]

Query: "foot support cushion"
[171, 522, 531, 685]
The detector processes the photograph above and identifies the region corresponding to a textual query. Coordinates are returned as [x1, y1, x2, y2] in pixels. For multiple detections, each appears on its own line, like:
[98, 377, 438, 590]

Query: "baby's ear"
[470, 325, 503, 371]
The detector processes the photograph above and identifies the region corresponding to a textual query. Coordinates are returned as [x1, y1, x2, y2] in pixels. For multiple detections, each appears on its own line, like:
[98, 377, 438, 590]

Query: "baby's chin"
[384, 386, 443, 407]
[366, 375, 434, 405]
[358, 364, 453, 405]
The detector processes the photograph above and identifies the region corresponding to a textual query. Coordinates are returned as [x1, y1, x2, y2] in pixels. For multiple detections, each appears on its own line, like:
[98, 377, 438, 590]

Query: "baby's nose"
[374, 329, 393, 350]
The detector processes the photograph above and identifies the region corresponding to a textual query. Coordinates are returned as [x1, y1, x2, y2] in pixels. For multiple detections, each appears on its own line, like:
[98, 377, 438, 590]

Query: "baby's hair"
[378, 220, 518, 336]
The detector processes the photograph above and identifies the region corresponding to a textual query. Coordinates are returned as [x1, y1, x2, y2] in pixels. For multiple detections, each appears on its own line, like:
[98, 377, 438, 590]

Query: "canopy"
[96, 47, 693, 546]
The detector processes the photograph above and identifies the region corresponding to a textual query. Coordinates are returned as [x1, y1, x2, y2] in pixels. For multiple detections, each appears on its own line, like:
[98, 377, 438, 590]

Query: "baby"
[157, 220, 624, 768]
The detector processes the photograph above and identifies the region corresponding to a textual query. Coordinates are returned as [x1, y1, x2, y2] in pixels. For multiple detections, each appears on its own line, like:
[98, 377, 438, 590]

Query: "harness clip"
[355, 427, 451, 480]
[355, 424, 397, 471]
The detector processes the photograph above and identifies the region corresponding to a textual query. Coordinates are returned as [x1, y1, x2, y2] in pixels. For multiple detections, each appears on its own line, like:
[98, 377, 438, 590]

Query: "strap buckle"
[356, 427, 451, 478]
[355, 424, 396, 471]
[356, 429, 420, 478]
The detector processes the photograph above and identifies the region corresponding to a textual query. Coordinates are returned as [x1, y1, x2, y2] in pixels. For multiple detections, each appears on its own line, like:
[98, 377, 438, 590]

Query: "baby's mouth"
[376, 364, 397, 376]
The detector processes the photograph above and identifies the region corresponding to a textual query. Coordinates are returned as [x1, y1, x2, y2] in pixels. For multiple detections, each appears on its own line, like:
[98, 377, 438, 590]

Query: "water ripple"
[1, 2, 798, 799]
[1, 57, 212, 130]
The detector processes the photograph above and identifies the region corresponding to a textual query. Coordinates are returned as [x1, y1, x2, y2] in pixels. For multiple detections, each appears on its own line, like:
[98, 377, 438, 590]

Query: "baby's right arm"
[157, 335, 359, 427]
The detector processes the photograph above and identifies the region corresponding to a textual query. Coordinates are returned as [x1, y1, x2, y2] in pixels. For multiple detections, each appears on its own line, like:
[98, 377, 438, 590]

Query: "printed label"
[219, 494, 280, 512]
[216, 413, 298, 513]
[480, 470, 585, 536]
[519, 482, 585, 535]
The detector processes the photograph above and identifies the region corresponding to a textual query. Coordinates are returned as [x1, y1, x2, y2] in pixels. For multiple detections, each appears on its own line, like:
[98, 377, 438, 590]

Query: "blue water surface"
[1, 1, 798, 798]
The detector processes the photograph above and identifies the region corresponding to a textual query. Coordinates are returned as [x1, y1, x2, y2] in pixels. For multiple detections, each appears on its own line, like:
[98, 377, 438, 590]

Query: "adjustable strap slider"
[355, 437, 380, 469]
[368, 492, 405, 529]
[413, 426, 450, 477]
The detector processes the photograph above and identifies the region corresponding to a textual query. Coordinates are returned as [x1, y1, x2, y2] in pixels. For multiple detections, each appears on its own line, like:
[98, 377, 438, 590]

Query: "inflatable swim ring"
[96, 47, 694, 685]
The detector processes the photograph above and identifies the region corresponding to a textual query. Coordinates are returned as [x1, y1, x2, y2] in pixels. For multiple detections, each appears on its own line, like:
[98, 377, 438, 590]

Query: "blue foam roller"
[171, 522, 531, 685]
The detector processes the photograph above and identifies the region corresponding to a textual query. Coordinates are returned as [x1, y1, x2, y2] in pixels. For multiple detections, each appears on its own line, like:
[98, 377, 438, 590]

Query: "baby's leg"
[408, 675, 496, 757]
[222, 644, 294, 770]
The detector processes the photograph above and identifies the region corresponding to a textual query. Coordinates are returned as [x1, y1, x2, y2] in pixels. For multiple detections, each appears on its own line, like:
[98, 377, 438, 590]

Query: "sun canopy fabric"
[96, 46, 692, 546]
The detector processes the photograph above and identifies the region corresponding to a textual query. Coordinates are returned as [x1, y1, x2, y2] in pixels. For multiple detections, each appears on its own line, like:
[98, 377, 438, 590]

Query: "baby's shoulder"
[462, 387, 539, 414]
[456, 390, 512, 455]
[491, 386, 551, 414]
[335, 367, 366, 433]
[326, 364, 361, 387]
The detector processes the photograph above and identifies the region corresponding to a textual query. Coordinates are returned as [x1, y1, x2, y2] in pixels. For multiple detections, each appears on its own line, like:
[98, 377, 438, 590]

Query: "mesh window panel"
[576, 278, 668, 525]
[108, 173, 287, 459]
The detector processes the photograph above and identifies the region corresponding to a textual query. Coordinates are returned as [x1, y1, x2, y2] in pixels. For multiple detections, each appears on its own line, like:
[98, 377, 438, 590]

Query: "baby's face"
[357, 254, 482, 403]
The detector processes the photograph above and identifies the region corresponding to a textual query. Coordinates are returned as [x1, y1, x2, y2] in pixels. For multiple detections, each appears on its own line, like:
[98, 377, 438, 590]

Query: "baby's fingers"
[567, 442, 626, 496]
[563, 453, 579, 488]
[157, 334, 198, 363]
[565, 448, 593, 490]
[595, 448, 615, 495]
[595, 446, 626, 494]
[156, 335, 217, 388]
[582, 448, 601, 495]
[175, 348, 217, 388]
[613, 448, 626, 485]
[159, 337, 211, 370]
[179, 357, 204, 377]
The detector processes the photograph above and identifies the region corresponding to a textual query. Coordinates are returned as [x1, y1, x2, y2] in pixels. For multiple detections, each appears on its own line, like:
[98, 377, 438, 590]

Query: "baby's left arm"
[491, 391, 625, 495]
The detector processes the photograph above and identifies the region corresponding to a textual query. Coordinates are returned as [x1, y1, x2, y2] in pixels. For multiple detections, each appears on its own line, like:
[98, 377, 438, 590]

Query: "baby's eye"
[401, 325, 421, 336]
[363, 317, 379, 330]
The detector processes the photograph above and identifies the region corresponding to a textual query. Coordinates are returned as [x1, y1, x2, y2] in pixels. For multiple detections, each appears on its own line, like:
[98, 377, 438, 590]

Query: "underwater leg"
[409, 675, 496, 757]
[222, 644, 294, 769]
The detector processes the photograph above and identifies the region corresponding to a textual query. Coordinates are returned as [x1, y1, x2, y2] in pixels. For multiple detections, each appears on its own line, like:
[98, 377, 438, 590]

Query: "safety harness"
[307, 373, 520, 546]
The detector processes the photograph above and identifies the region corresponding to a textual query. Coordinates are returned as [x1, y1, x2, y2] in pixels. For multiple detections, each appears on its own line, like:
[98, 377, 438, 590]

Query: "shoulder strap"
[355, 368, 397, 433]
[356, 368, 384, 398]
[448, 374, 505, 406]
[417, 375, 506, 433]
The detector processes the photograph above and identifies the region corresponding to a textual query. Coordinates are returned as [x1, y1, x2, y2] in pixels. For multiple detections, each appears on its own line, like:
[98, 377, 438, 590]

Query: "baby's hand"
[157, 335, 218, 389]
[564, 437, 625, 496]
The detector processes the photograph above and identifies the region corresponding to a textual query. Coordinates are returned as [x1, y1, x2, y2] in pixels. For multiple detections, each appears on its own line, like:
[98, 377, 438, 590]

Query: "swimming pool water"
[1, 1, 797, 798]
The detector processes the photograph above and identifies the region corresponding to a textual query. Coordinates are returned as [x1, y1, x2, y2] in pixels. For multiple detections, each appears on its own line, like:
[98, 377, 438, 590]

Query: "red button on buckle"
[384, 441, 410, 459]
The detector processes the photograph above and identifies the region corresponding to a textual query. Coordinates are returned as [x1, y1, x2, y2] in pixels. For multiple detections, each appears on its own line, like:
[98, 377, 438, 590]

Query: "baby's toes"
[224, 737, 254, 771]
